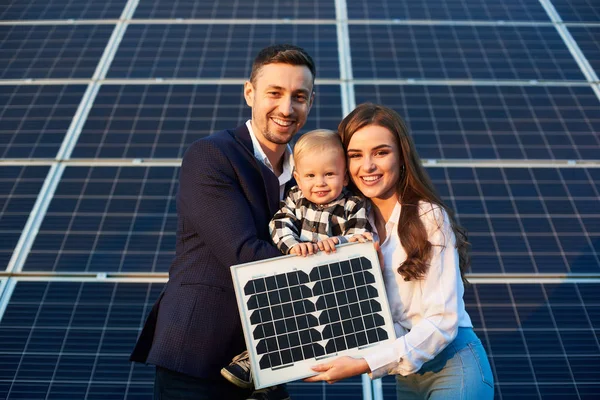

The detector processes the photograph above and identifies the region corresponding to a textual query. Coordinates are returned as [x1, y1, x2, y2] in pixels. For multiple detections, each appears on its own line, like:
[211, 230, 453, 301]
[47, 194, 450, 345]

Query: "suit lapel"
[231, 125, 281, 216]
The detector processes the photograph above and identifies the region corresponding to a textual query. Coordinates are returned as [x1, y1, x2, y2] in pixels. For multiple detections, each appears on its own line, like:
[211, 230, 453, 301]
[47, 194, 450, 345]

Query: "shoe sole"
[220, 367, 254, 389]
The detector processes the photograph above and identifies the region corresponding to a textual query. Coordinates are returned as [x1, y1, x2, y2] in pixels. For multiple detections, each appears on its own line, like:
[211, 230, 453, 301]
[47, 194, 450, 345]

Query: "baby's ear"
[293, 169, 300, 182]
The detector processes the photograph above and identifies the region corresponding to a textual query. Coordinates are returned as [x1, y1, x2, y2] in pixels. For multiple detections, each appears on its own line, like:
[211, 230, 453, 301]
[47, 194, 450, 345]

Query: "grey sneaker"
[247, 385, 291, 400]
[221, 350, 253, 389]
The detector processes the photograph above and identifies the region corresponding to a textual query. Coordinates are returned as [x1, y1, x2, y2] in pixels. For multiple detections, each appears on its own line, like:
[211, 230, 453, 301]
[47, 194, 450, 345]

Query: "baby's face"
[293, 148, 348, 205]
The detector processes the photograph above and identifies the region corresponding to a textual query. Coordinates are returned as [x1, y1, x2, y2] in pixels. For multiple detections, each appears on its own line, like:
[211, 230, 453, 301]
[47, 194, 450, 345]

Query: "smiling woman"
[305, 103, 494, 400]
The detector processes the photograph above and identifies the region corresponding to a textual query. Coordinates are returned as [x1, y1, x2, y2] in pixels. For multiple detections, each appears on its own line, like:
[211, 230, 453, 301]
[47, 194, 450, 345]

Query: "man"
[130, 44, 315, 399]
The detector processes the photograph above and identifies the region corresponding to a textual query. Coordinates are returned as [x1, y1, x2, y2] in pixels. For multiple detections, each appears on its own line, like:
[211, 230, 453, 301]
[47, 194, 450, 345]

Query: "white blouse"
[364, 201, 472, 378]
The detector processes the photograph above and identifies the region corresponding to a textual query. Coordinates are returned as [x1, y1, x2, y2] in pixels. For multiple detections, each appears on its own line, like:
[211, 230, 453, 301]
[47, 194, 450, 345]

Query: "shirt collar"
[246, 120, 294, 182]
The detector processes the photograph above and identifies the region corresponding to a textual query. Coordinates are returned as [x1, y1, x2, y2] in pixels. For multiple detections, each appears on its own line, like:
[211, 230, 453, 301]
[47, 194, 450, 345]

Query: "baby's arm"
[269, 187, 304, 254]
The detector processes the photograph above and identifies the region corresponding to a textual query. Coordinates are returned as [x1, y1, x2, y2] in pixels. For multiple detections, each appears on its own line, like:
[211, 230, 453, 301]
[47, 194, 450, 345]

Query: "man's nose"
[278, 96, 293, 115]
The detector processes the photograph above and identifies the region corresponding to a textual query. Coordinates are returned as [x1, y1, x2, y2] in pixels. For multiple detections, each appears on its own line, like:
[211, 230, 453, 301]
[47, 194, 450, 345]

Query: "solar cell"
[349, 24, 585, 81]
[0, 25, 114, 79]
[568, 26, 600, 78]
[354, 84, 600, 160]
[107, 24, 339, 79]
[133, 0, 336, 19]
[346, 0, 550, 21]
[428, 167, 600, 274]
[71, 84, 342, 159]
[232, 243, 394, 388]
[0, 166, 49, 271]
[21, 166, 178, 273]
[0, 85, 87, 159]
[0, 280, 370, 400]
[0, 0, 128, 20]
[381, 282, 600, 399]
[551, 0, 600, 23]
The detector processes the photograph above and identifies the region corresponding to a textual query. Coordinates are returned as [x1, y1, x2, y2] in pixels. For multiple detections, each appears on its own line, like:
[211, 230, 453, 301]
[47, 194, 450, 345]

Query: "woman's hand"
[304, 356, 370, 384]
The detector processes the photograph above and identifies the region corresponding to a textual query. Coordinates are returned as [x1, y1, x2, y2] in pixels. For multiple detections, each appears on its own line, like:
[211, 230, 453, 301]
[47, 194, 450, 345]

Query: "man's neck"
[262, 145, 285, 176]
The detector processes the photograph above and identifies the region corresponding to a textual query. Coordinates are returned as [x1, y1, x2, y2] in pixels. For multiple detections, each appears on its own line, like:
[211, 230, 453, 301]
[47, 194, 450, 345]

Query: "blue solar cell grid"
[0, 166, 49, 271]
[381, 282, 600, 399]
[552, 0, 600, 23]
[21, 166, 178, 273]
[355, 84, 600, 160]
[349, 25, 585, 81]
[107, 24, 339, 79]
[346, 0, 551, 21]
[0, 85, 87, 159]
[0, 0, 128, 20]
[133, 0, 336, 19]
[0, 25, 114, 79]
[71, 84, 342, 159]
[568, 26, 600, 78]
[429, 167, 600, 274]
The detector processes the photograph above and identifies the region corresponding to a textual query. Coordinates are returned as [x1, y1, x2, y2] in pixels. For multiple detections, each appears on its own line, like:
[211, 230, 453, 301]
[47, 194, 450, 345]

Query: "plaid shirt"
[269, 186, 371, 254]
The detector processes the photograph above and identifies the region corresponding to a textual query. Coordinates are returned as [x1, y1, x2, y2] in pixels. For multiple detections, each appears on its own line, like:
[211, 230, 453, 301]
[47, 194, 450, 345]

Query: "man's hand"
[290, 242, 318, 257]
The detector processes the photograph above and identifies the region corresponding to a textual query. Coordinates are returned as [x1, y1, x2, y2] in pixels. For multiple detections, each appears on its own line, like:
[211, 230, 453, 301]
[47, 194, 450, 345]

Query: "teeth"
[272, 117, 293, 127]
[362, 176, 380, 182]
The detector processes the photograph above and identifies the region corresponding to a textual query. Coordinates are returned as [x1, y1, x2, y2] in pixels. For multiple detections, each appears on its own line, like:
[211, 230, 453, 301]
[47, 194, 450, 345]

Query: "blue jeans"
[395, 328, 494, 399]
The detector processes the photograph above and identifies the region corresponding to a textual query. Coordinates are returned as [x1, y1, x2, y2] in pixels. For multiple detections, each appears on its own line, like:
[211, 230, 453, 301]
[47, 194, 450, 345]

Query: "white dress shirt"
[364, 201, 473, 378]
[246, 120, 294, 200]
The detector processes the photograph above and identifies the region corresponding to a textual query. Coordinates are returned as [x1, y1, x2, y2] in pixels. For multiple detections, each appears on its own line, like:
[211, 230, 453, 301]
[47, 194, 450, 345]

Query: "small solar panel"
[552, 0, 600, 23]
[0, 0, 128, 20]
[346, 0, 550, 21]
[21, 166, 178, 273]
[231, 242, 395, 389]
[133, 0, 336, 19]
[0, 85, 87, 159]
[71, 84, 342, 159]
[349, 25, 585, 81]
[0, 166, 49, 271]
[568, 26, 600, 77]
[427, 167, 600, 274]
[381, 282, 600, 399]
[0, 25, 114, 79]
[107, 24, 339, 79]
[355, 84, 600, 160]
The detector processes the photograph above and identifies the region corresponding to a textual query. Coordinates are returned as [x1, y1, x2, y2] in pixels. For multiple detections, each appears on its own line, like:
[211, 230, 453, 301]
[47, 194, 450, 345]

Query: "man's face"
[244, 63, 314, 151]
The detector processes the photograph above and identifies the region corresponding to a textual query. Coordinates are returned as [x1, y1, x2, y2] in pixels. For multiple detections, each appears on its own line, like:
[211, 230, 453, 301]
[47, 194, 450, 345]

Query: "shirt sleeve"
[364, 204, 461, 378]
[337, 196, 371, 244]
[269, 186, 304, 254]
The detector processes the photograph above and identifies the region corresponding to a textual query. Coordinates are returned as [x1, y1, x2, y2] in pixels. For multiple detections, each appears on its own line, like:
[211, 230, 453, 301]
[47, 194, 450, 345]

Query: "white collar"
[245, 120, 294, 181]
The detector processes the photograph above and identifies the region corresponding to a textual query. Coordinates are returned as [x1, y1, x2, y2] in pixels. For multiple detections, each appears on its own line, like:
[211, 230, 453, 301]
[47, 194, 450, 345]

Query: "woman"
[305, 103, 494, 399]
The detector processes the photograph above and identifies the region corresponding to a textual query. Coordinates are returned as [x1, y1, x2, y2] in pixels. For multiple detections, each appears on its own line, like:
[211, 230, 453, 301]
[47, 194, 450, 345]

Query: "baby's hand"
[348, 232, 374, 243]
[290, 242, 318, 257]
[316, 237, 340, 254]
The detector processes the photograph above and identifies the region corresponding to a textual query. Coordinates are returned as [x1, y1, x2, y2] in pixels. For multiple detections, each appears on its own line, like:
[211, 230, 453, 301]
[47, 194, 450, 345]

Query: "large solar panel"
[21, 166, 178, 273]
[349, 24, 585, 81]
[380, 282, 600, 399]
[0, 25, 114, 79]
[430, 167, 600, 275]
[552, 0, 600, 23]
[71, 84, 342, 159]
[0, 166, 49, 271]
[133, 0, 336, 19]
[568, 26, 600, 77]
[0, 0, 128, 20]
[0, 85, 87, 159]
[107, 24, 339, 79]
[346, 0, 550, 21]
[354, 84, 600, 160]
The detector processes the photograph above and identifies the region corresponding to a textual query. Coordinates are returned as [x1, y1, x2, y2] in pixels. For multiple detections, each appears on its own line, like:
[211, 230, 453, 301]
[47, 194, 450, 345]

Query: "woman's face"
[346, 124, 401, 204]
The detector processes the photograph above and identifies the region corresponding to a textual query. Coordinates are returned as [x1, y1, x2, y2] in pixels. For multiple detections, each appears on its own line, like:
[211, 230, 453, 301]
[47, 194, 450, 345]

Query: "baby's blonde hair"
[293, 129, 345, 166]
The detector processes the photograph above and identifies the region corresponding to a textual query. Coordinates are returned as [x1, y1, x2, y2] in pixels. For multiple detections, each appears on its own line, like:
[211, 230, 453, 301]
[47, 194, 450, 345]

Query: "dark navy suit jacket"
[131, 124, 290, 379]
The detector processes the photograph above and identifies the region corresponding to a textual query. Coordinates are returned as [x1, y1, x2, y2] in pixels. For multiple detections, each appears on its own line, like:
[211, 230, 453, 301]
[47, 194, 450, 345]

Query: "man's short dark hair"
[249, 44, 316, 85]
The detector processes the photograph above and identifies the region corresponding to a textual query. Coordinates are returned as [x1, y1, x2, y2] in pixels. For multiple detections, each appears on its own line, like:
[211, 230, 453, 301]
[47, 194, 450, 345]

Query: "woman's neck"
[371, 195, 399, 225]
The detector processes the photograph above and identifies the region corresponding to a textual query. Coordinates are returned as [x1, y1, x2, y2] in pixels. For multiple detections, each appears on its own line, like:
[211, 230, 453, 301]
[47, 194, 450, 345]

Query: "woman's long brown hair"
[338, 103, 470, 283]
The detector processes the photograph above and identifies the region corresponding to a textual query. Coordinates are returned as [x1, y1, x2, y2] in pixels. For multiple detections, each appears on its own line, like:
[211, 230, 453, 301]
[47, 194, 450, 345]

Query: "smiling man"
[130, 45, 315, 400]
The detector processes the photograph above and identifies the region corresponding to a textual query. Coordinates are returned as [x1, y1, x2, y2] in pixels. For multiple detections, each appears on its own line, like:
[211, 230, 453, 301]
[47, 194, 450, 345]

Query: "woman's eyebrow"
[347, 144, 392, 152]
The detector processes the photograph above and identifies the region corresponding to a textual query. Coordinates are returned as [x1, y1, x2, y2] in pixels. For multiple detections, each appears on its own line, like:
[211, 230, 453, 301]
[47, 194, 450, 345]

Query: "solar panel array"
[0, 0, 599, 399]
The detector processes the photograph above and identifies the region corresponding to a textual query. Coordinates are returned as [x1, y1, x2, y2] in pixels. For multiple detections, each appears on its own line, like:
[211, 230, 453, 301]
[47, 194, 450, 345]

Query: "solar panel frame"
[0, 0, 128, 20]
[231, 242, 395, 389]
[567, 26, 600, 79]
[107, 24, 340, 79]
[551, 0, 600, 23]
[0, 85, 88, 159]
[354, 84, 600, 160]
[349, 24, 586, 81]
[0, 25, 115, 79]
